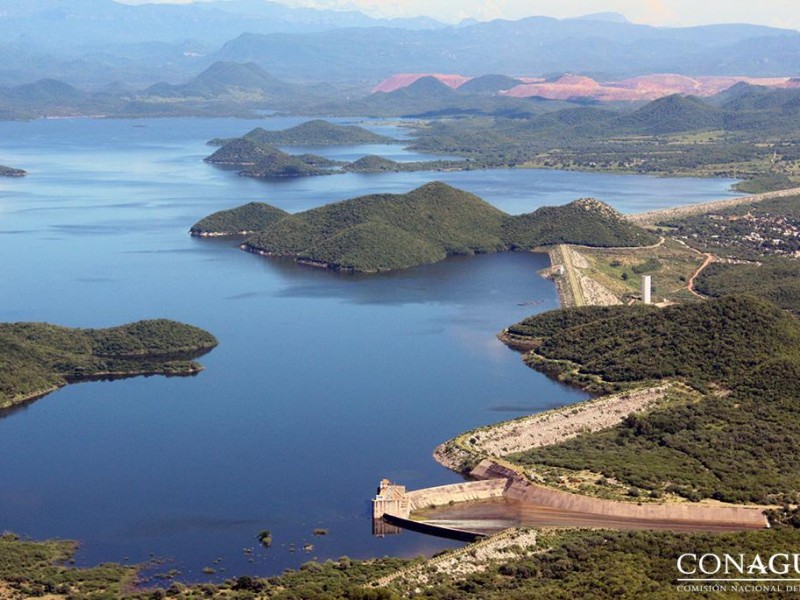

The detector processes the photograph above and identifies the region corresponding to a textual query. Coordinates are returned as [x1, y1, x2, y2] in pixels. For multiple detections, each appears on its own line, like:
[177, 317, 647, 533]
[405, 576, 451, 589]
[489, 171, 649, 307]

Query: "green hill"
[145, 61, 296, 100]
[0, 319, 218, 408]
[509, 295, 800, 387]
[503, 197, 658, 248]
[6, 78, 85, 105]
[505, 295, 800, 503]
[209, 182, 657, 272]
[205, 138, 335, 177]
[612, 94, 725, 134]
[695, 258, 800, 314]
[244, 182, 507, 271]
[343, 155, 402, 172]
[227, 120, 395, 146]
[457, 74, 524, 95]
[389, 76, 458, 99]
[190, 202, 288, 236]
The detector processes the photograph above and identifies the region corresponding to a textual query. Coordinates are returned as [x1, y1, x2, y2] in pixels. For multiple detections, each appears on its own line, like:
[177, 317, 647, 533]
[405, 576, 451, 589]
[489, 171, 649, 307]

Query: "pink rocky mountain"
[372, 73, 472, 93]
[373, 72, 796, 101]
[499, 74, 794, 101]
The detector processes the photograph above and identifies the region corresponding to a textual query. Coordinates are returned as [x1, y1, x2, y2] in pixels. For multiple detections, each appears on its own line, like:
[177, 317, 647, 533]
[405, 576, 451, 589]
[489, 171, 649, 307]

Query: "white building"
[642, 275, 652, 305]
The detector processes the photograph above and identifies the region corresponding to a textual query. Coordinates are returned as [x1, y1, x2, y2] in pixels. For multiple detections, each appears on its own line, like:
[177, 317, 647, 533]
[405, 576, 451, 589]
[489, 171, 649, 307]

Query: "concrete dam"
[372, 460, 768, 539]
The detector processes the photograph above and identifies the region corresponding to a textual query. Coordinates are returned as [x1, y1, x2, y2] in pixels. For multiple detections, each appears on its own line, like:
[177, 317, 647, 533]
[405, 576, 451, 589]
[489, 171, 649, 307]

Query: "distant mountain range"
[0, 0, 440, 87]
[0, 0, 440, 47]
[214, 17, 800, 81]
[374, 72, 800, 102]
[0, 5, 799, 89]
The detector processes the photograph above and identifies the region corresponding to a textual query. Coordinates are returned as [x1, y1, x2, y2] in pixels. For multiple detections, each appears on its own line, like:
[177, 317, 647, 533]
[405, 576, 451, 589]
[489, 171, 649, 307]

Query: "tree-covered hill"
[344, 155, 402, 172]
[0, 319, 218, 408]
[194, 182, 658, 272]
[243, 182, 508, 272]
[211, 120, 396, 146]
[611, 94, 725, 135]
[457, 74, 524, 95]
[695, 259, 800, 314]
[505, 295, 800, 503]
[508, 295, 800, 387]
[205, 138, 337, 177]
[144, 61, 296, 101]
[503, 197, 657, 248]
[190, 202, 288, 236]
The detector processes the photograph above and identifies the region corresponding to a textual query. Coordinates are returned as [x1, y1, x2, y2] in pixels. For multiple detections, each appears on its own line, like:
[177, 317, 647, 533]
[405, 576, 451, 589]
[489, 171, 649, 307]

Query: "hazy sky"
[117, 0, 800, 30]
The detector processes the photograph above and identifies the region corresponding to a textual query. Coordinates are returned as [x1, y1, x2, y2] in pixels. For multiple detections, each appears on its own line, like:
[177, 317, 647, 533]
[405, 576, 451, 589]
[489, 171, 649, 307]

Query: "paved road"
[558, 244, 585, 307]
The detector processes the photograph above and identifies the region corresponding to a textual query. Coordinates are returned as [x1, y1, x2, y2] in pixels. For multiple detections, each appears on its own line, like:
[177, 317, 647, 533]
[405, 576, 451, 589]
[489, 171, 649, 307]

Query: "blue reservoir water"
[0, 117, 742, 581]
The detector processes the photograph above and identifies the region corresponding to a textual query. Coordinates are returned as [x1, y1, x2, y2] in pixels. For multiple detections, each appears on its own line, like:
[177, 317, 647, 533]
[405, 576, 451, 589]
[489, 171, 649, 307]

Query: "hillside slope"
[194, 182, 657, 272]
[190, 202, 289, 236]
[205, 138, 336, 177]
[244, 182, 507, 271]
[504, 295, 800, 503]
[0, 319, 218, 408]
[229, 120, 396, 146]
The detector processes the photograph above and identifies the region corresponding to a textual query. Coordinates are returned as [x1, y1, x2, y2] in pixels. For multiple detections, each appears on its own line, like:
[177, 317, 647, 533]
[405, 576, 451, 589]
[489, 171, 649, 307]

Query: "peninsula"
[491, 295, 800, 504]
[0, 165, 25, 177]
[192, 182, 657, 272]
[0, 319, 218, 409]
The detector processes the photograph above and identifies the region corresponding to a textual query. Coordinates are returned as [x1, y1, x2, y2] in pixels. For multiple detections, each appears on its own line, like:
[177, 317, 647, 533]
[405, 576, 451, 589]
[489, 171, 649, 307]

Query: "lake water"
[0, 117, 742, 581]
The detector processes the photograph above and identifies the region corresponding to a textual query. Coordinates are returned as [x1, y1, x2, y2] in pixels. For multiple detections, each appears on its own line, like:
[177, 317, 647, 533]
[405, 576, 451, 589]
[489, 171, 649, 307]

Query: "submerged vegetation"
[0, 319, 217, 408]
[9, 527, 800, 599]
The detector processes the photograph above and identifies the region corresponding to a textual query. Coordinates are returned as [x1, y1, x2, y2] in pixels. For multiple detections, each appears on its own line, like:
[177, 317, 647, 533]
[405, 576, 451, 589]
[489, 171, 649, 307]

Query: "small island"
[204, 138, 339, 178]
[0, 165, 26, 177]
[208, 119, 396, 147]
[0, 319, 218, 409]
[192, 182, 657, 272]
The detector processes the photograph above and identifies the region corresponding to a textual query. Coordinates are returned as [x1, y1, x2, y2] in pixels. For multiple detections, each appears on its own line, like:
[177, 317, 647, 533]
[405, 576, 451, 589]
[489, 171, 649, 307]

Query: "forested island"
[0, 319, 217, 409]
[204, 138, 339, 177]
[191, 182, 657, 272]
[208, 120, 396, 147]
[204, 121, 467, 178]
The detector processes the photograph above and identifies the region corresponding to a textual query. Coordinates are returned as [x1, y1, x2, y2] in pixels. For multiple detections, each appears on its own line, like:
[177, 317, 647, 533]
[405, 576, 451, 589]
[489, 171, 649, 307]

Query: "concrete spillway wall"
[382, 514, 484, 542]
[503, 479, 767, 527]
[470, 459, 768, 528]
[405, 479, 508, 512]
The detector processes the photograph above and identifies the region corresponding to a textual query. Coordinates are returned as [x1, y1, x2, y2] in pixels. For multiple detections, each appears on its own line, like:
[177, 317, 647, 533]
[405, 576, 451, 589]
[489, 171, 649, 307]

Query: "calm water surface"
[0, 117, 742, 581]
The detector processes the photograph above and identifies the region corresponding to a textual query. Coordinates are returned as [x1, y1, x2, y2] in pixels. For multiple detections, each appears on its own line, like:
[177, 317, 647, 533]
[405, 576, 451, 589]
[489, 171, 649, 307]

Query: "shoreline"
[626, 186, 800, 226]
[0, 364, 205, 412]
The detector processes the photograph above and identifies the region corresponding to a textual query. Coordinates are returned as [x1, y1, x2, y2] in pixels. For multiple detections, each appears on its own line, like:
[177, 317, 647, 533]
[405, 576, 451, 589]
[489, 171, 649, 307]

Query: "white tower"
[642, 275, 652, 305]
